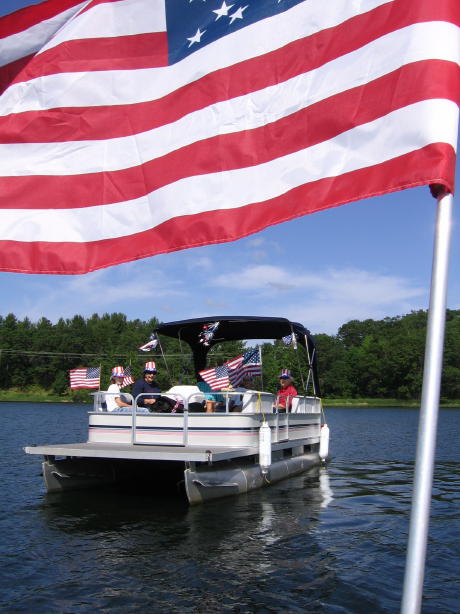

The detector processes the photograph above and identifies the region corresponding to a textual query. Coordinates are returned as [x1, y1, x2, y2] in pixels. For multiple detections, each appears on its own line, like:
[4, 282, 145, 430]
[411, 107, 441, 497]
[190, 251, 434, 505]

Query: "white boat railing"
[91, 390, 320, 414]
[90, 390, 322, 447]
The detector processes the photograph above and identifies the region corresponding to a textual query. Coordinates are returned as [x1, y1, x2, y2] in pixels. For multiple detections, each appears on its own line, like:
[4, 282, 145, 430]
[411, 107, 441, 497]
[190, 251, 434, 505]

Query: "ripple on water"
[1, 403, 459, 613]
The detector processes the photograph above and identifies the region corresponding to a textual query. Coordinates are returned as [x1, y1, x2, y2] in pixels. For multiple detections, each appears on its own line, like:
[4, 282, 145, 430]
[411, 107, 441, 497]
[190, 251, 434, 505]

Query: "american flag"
[199, 347, 262, 390]
[199, 364, 230, 391]
[138, 333, 158, 352]
[228, 348, 262, 386]
[282, 333, 297, 349]
[121, 366, 135, 388]
[69, 367, 100, 389]
[0, 1, 458, 274]
[198, 321, 220, 346]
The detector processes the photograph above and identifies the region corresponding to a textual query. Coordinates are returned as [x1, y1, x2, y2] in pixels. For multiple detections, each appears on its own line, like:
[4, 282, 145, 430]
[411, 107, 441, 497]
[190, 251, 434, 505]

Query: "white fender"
[319, 424, 330, 461]
[259, 422, 272, 474]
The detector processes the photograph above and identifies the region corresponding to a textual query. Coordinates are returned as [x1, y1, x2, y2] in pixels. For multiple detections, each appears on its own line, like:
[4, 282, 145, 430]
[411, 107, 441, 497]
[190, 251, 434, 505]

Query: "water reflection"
[319, 467, 334, 508]
[39, 465, 333, 533]
[35, 466, 343, 612]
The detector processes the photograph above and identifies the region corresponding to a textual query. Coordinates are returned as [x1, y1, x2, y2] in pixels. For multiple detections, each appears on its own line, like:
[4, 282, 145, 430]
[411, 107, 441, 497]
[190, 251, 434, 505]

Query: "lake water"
[1, 403, 459, 613]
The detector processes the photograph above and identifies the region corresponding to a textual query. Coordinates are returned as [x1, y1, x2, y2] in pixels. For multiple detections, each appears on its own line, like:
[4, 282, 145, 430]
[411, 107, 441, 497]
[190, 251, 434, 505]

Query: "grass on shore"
[1, 388, 459, 407]
[0, 388, 88, 403]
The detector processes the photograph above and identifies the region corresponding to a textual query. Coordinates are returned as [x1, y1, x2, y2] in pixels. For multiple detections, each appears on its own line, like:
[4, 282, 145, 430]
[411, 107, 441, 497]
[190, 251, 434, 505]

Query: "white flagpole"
[400, 191, 454, 614]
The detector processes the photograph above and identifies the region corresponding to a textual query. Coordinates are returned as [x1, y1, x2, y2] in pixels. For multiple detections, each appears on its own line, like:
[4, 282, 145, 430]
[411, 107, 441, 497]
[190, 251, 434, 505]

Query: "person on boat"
[132, 361, 161, 411]
[231, 376, 256, 412]
[106, 366, 133, 412]
[274, 369, 298, 412]
[196, 377, 226, 413]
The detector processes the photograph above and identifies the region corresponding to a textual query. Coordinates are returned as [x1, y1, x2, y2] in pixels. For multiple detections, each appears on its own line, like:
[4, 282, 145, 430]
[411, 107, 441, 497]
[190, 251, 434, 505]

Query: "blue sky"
[1, 0, 459, 335]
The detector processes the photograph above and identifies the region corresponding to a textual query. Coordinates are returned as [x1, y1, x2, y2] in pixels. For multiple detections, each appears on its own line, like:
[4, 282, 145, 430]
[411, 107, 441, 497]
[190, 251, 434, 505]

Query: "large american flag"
[69, 366, 100, 389]
[0, 0, 459, 274]
[199, 347, 262, 390]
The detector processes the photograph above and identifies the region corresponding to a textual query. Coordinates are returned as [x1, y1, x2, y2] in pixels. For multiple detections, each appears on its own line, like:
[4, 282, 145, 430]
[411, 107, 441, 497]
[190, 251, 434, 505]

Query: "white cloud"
[246, 237, 265, 247]
[205, 298, 229, 308]
[11, 264, 187, 322]
[186, 256, 213, 270]
[213, 265, 293, 289]
[244, 236, 282, 257]
[210, 264, 427, 334]
[252, 249, 269, 262]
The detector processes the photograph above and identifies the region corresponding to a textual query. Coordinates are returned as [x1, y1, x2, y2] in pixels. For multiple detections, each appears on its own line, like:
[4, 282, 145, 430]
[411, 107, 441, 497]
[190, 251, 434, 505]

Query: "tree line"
[0, 310, 459, 400]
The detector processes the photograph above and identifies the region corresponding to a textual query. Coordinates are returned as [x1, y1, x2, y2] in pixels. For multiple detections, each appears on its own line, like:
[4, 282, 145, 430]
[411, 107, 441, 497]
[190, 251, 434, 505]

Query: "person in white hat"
[106, 366, 132, 412]
[132, 362, 161, 410]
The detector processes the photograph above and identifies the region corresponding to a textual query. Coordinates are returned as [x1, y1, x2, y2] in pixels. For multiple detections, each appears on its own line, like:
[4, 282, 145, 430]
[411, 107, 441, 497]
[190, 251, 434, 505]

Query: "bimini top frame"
[155, 315, 321, 396]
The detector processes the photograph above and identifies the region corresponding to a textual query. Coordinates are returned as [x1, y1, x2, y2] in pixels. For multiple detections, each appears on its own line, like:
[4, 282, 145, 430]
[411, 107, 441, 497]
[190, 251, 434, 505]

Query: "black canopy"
[155, 316, 320, 395]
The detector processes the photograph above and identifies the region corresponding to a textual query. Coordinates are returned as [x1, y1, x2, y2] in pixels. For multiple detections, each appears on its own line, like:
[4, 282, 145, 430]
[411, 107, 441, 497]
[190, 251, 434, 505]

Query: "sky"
[1, 0, 459, 336]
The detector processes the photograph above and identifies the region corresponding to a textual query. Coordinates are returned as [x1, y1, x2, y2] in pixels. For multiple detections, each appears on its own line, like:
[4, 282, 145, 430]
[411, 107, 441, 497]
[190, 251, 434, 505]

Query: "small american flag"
[282, 333, 298, 349]
[198, 321, 220, 346]
[139, 333, 158, 352]
[121, 366, 135, 388]
[69, 367, 100, 390]
[199, 364, 230, 391]
[199, 347, 262, 390]
[228, 348, 262, 386]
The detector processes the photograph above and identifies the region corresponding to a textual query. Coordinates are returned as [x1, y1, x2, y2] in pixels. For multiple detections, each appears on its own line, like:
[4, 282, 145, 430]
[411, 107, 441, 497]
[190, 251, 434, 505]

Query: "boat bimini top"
[155, 315, 321, 396]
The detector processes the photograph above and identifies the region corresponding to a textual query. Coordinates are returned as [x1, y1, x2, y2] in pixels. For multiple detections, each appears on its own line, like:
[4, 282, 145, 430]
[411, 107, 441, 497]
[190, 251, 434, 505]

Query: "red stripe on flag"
[0, 55, 33, 95]
[1, 59, 457, 211]
[0, 143, 455, 274]
[7, 32, 168, 85]
[0, 0, 83, 37]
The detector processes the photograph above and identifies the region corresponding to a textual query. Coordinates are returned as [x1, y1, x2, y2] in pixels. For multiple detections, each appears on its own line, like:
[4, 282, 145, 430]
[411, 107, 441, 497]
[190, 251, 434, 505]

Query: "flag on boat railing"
[199, 348, 262, 390]
[138, 334, 158, 352]
[0, 0, 459, 274]
[69, 367, 100, 389]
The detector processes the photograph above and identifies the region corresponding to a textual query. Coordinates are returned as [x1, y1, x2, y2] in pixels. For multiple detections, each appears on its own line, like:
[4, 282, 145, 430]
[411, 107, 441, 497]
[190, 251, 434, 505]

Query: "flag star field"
[166, 0, 305, 63]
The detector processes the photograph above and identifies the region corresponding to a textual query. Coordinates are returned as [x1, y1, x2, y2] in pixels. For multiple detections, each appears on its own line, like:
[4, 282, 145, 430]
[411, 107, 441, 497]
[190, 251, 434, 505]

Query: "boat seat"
[241, 392, 273, 413]
[165, 385, 205, 407]
[291, 396, 310, 413]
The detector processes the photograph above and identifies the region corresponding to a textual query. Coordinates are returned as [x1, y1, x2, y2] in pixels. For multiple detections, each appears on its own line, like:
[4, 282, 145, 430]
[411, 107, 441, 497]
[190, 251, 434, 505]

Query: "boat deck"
[24, 442, 257, 462]
[24, 435, 313, 463]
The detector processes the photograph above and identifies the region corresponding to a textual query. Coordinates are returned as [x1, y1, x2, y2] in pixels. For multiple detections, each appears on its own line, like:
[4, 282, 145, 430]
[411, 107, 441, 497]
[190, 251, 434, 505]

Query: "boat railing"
[91, 391, 134, 412]
[91, 390, 320, 415]
[89, 390, 321, 447]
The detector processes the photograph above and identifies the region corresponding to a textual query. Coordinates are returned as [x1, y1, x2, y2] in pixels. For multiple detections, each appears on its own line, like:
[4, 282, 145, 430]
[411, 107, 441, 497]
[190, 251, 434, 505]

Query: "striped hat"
[144, 361, 157, 373]
[111, 366, 125, 378]
[279, 369, 292, 379]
